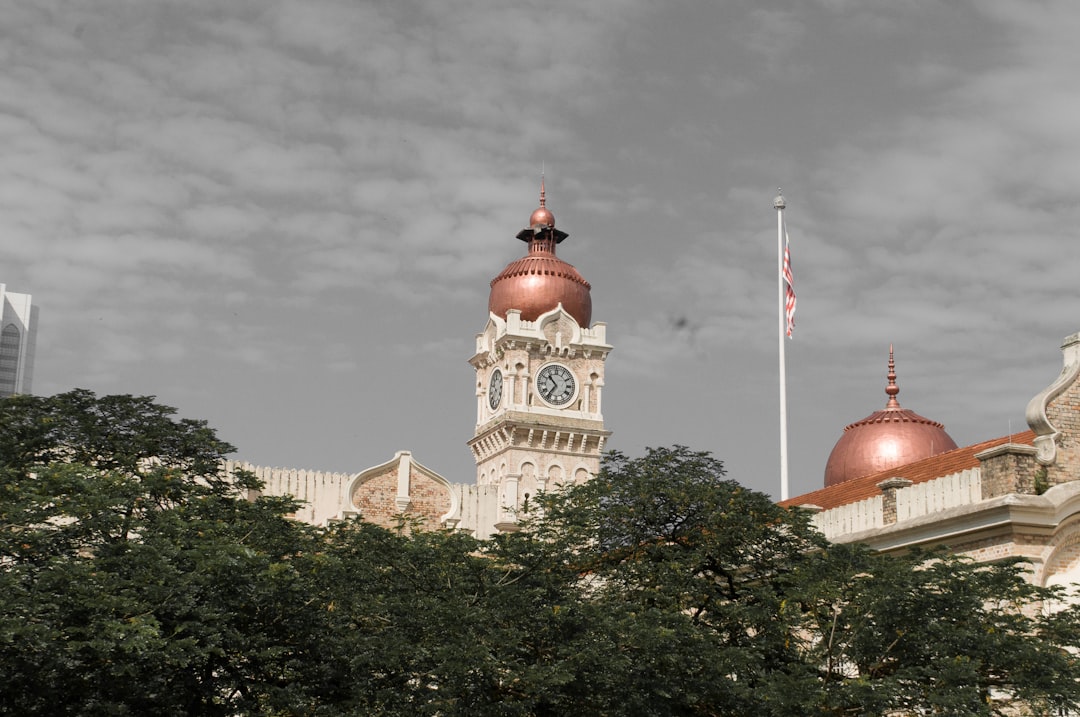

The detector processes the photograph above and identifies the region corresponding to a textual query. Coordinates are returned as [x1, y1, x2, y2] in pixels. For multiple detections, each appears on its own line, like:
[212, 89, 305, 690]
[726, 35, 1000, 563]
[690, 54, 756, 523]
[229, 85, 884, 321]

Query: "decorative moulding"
[1025, 332, 1080, 466]
[974, 443, 1038, 461]
[877, 477, 913, 492]
[348, 450, 461, 528]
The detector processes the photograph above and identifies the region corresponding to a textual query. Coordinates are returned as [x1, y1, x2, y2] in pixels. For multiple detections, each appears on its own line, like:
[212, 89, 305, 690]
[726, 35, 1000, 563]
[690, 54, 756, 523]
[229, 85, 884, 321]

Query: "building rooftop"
[782, 429, 1036, 511]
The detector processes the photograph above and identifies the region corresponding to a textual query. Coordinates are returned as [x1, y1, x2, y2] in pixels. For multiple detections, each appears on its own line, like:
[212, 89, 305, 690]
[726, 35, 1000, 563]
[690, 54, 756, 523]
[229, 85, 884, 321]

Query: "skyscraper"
[0, 284, 38, 397]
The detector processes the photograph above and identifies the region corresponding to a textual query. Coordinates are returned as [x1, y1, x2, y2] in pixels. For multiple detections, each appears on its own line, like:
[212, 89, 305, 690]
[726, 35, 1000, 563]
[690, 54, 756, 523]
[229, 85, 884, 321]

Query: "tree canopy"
[1, 392, 1078, 715]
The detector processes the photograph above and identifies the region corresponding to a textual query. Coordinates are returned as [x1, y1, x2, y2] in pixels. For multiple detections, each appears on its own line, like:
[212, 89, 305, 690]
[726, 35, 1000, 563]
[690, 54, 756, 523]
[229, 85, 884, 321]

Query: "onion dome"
[824, 346, 957, 487]
[488, 179, 592, 327]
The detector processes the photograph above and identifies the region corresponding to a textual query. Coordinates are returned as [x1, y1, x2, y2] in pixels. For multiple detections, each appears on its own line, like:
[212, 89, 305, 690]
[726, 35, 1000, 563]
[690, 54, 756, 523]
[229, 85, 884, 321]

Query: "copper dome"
[823, 347, 957, 487]
[530, 205, 555, 229]
[488, 184, 592, 327]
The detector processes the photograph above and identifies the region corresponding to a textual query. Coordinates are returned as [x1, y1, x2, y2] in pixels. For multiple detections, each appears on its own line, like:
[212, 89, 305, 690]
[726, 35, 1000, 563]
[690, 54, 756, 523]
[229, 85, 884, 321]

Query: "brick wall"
[402, 466, 454, 531]
[350, 467, 399, 528]
[1045, 538, 1080, 581]
[1045, 376, 1080, 486]
[978, 445, 1040, 498]
[349, 465, 453, 532]
[949, 531, 1050, 566]
[877, 478, 911, 525]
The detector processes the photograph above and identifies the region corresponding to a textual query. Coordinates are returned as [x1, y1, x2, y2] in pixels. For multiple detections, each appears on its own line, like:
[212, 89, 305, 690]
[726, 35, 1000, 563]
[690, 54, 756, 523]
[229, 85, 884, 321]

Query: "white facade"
[0, 284, 37, 397]
[468, 306, 611, 534]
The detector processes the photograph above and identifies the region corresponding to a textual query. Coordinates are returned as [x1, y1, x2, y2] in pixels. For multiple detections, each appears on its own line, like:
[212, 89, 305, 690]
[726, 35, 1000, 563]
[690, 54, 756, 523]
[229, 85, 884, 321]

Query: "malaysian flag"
[783, 226, 796, 338]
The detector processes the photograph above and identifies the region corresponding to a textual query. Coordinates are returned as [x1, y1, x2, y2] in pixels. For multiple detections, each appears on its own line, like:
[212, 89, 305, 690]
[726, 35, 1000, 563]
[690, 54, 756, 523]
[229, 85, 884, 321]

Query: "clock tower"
[468, 183, 611, 528]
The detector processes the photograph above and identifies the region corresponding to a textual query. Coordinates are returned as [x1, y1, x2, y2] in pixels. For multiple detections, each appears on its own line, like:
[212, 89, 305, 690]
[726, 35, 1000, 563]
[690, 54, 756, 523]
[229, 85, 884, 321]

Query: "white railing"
[895, 468, 981, 522]
[811, 468, 984, 541]
[812, 495, 883, 539]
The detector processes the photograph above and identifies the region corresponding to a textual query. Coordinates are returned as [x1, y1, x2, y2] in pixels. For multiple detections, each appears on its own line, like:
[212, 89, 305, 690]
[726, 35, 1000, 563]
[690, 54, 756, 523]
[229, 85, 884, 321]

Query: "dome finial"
[774, 188, 786, 210]
[526, 168, 556, 232]
[885, 344, 901, 408]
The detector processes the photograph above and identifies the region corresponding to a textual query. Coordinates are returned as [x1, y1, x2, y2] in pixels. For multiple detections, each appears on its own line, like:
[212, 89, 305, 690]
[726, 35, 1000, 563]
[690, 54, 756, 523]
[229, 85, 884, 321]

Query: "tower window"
[0, 324, 21, 397]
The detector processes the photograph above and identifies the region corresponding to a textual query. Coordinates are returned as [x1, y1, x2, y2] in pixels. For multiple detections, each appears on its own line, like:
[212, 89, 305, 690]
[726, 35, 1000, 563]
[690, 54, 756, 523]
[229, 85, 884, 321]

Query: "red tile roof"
[779, 430, 1036, 511]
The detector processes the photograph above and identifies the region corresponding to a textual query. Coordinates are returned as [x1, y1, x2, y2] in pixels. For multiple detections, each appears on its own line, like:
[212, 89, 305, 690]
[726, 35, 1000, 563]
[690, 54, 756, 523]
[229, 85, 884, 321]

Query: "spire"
[518, 172, 565, 242]
[885, 344, 901, 408]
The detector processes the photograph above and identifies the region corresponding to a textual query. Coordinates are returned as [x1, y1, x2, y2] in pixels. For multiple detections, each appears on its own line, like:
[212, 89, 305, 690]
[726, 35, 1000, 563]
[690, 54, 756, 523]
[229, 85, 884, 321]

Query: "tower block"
[468, 184, 611, 527]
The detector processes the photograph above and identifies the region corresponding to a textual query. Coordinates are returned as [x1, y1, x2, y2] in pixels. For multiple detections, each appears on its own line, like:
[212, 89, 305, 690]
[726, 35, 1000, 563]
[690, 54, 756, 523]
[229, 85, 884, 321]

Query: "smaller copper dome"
[824, 346, 957, 487]
[530, 206, 555, 228]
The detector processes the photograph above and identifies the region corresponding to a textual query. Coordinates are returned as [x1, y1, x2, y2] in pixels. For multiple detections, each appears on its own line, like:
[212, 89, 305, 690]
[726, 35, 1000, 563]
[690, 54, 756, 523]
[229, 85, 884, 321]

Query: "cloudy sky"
[4, 0, 1080, 499]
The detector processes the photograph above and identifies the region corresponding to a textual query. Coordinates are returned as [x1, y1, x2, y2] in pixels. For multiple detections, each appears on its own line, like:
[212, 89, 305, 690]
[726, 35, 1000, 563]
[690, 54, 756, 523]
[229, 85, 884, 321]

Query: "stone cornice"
[975, 443, 1038, 461]
[472, 411, 609, 438]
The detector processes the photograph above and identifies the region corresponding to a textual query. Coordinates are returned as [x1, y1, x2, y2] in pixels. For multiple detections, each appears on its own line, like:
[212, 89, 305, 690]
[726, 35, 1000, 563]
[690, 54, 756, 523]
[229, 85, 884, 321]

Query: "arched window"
[0, 324, 20, 396]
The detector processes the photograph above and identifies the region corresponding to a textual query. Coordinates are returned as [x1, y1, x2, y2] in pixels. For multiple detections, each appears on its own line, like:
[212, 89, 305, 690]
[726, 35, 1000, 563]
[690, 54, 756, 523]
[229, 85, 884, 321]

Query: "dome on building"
[488, 181, 592, 327]
[824, 346, 957, 487]
[529, 204, 555, 229]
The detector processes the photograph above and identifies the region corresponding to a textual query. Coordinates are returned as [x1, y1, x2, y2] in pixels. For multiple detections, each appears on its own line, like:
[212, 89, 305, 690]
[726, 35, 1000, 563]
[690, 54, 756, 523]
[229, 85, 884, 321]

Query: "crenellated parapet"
[227, 451, 460, 532]
[227, 460, 354, 526]
[473, 306, 609, 359]
[804, 462, 1080, 588]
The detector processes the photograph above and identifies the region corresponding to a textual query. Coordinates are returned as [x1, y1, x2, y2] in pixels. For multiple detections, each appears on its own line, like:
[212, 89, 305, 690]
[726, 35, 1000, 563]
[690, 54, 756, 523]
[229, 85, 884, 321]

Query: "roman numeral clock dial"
[535, 363, 576, 406]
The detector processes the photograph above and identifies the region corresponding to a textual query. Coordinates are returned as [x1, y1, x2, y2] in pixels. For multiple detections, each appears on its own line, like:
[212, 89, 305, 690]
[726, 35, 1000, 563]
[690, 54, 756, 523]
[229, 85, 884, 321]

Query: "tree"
[489, 445, 829, 716]
[3, 393, 1078, 716]
[784, 543, 1080, 716]
[0, 390, 330, 715]
[503, 446, 1080, 716]
[0, 390, 595, 715]
[296, 512, 634, 716]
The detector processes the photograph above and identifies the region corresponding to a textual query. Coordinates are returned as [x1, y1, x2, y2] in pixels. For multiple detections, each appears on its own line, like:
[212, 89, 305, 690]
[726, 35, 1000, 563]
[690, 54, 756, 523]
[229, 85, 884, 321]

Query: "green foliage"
[490, 446, 1080, 716]
[1034, 467, 1049, 495]
[788, 544, 1080, 716]
[494, 446, 830, 715]
[0, 390, 320, 715]
[0, 389, 235, 481]
[1, 395, 1078, 716]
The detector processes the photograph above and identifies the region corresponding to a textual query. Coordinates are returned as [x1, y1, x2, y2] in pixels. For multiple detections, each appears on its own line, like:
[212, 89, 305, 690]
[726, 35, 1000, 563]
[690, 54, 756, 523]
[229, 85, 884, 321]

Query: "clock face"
[536, 363, 576, 406]
[488, 369, 503, 410]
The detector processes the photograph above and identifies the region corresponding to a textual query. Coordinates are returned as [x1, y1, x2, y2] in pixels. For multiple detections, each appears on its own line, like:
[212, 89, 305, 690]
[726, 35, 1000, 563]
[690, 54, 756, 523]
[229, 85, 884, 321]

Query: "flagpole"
[774, 190, 789, 501]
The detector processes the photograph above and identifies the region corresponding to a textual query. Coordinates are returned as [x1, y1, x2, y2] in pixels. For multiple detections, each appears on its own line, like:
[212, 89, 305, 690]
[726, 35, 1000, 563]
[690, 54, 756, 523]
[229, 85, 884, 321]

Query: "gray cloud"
[2, 0, 1078, 499]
